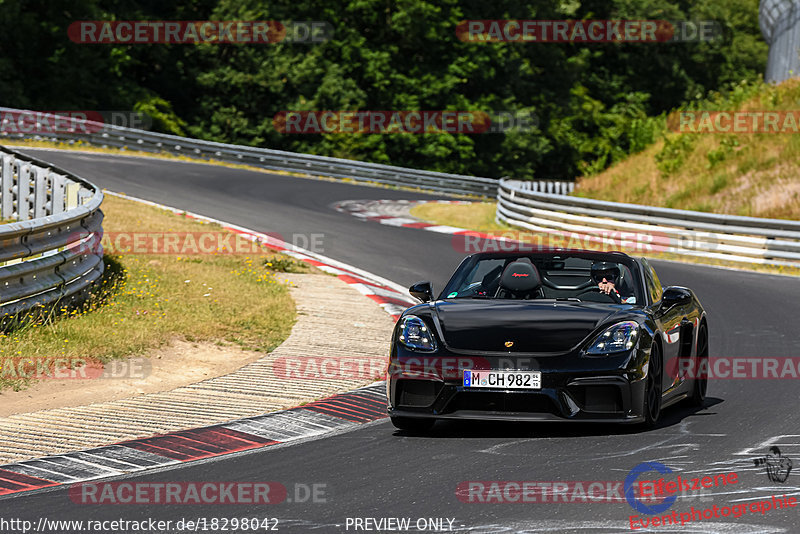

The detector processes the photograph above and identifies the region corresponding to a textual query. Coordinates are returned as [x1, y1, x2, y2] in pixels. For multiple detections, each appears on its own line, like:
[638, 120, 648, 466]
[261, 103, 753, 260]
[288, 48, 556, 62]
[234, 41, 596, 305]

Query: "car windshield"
[440, 254, 642, 304]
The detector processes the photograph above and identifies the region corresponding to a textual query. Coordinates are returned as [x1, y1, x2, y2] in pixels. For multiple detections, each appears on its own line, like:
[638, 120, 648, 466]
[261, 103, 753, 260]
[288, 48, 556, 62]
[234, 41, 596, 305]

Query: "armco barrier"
[0, 107, 574, 198]
[0, 145, 104, 317]
[497, 179, 800, 268]
[6, 109, 794, 269]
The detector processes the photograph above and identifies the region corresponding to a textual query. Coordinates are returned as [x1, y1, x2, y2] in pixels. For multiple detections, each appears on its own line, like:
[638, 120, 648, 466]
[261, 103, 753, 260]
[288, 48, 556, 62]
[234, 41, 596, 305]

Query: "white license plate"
[463, 370, 541, 390]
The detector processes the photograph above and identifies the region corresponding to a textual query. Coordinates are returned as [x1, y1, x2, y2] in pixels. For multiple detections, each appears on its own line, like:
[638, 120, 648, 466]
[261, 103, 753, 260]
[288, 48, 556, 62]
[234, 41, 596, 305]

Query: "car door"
[641, 259, 685, 393]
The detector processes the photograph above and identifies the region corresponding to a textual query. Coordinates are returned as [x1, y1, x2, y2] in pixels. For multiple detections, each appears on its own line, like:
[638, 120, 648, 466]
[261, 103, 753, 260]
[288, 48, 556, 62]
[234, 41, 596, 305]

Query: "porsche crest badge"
[504, 341, 514, 348]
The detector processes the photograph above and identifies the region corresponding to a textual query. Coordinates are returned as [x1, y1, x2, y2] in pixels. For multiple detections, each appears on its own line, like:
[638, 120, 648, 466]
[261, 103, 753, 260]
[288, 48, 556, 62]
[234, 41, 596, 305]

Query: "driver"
[591, 262, 623, 299]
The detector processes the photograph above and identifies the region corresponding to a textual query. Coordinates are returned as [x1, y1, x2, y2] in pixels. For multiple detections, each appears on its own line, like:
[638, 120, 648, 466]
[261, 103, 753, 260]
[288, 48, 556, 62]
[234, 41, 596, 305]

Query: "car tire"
[390, 416, 435, 433]
[642, 342, 662, 428]
[689, 323, 709, 407]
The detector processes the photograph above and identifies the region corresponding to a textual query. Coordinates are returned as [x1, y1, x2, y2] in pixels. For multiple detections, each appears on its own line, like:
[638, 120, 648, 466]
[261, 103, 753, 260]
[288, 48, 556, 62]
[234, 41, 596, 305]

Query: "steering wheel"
[576, 286, 622, 303]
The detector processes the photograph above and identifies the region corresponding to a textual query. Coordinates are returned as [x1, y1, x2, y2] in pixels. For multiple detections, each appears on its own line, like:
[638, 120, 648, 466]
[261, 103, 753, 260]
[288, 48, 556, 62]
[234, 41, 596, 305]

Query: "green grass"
[0, 194, 305, 392]
[410, 201, 509, 232]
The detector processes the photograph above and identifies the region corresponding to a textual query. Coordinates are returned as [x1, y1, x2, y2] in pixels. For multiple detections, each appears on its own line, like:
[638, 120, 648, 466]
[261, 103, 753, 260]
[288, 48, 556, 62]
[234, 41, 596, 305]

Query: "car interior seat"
[496, 259, 543, 299]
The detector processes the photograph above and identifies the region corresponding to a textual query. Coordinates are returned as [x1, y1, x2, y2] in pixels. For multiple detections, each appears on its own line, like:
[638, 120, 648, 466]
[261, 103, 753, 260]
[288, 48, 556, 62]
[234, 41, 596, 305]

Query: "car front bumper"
[387, 349, 647, 423]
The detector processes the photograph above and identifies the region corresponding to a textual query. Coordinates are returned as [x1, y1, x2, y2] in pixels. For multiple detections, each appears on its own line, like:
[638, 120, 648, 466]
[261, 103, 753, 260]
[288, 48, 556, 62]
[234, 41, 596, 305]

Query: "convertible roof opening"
[440, 251, 643, 304]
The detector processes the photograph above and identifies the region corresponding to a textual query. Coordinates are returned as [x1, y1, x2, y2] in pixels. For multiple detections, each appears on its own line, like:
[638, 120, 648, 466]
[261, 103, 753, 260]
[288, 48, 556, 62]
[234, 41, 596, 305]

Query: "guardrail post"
[50, 172, 65, 214]
[65, 183, 80, 210]
[33, 167, 48, 218]
[1, 155, 13, 220]
[18, 163, 32, 221]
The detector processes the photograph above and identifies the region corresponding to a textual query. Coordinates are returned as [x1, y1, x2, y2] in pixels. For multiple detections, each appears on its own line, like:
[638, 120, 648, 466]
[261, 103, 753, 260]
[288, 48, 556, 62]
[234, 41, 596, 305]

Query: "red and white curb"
[0, 384, 386, 496]
[0, 192, 419, 498]
[335, 199, 473, 235]
[107, 192, 417, 320]
[333, 199, 648, 255]
[333, 199, 511, 248]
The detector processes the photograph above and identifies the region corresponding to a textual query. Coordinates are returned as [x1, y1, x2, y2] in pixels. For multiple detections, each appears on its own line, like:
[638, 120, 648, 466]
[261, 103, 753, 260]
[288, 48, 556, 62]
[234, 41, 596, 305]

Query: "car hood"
[433, 300, 627, 354]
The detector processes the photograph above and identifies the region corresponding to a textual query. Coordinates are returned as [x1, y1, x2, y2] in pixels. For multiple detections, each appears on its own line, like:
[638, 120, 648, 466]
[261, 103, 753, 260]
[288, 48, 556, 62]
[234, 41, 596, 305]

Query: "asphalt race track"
[3, 149, 800, 533]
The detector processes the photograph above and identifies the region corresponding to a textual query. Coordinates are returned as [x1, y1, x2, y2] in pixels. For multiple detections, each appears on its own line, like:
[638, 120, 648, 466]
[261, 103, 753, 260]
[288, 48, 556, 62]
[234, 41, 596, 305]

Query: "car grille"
[567, 384, 623, 413]
[446, 391, 557, 415]
[397, 380, 441, 408]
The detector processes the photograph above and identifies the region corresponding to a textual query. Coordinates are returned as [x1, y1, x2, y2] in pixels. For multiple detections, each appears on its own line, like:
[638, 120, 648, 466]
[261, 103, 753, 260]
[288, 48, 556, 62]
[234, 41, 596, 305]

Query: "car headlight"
[398, 315, 436, 352]
[586, 321, 639, 355]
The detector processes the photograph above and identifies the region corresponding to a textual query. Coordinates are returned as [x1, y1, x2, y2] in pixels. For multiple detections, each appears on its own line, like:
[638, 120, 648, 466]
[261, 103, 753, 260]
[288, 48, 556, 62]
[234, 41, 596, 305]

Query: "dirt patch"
[752, 176, 800, 218]
[0, 339, 263, 417]
[712, 162, 800, 218]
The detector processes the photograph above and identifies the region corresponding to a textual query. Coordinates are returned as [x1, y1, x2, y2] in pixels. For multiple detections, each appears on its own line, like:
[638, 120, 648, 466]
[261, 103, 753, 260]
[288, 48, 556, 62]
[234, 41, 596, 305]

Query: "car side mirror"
[661, 286, 692, 308]
[409, 281, 434, 303]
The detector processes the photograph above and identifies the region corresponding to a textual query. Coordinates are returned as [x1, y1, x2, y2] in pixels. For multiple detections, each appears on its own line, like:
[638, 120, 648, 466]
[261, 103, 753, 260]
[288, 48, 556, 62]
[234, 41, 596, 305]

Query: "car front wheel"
[689, 323, 709, 407]
[642, 342, 662, 428]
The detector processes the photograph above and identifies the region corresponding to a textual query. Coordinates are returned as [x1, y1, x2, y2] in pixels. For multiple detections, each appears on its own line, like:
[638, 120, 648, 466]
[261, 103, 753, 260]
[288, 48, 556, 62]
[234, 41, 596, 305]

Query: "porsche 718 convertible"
[387, 250, 708, 431]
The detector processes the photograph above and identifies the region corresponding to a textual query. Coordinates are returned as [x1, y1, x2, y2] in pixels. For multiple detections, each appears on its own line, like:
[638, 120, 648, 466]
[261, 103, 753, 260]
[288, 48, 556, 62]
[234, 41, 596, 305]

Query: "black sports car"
[387, 250, 708, 431]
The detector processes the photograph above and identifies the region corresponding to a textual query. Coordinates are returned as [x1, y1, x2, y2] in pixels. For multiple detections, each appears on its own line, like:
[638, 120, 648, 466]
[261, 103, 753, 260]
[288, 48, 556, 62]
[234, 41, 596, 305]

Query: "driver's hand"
[598, 281, 615, 295]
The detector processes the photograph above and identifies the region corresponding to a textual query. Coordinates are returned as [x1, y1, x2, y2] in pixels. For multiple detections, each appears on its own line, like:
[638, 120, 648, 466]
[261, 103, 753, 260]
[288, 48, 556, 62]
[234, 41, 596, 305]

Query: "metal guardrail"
[0, 108, 575, 198]
[0, 145, 104, 317]
[10, 109, 795, 269]
[497, 179, 800, 268]
[501, 179, 576, 196]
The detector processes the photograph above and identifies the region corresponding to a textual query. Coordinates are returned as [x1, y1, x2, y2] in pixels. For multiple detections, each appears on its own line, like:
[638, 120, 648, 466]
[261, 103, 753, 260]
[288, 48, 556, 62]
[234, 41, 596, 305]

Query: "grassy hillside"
[575, 79, 800, 220]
